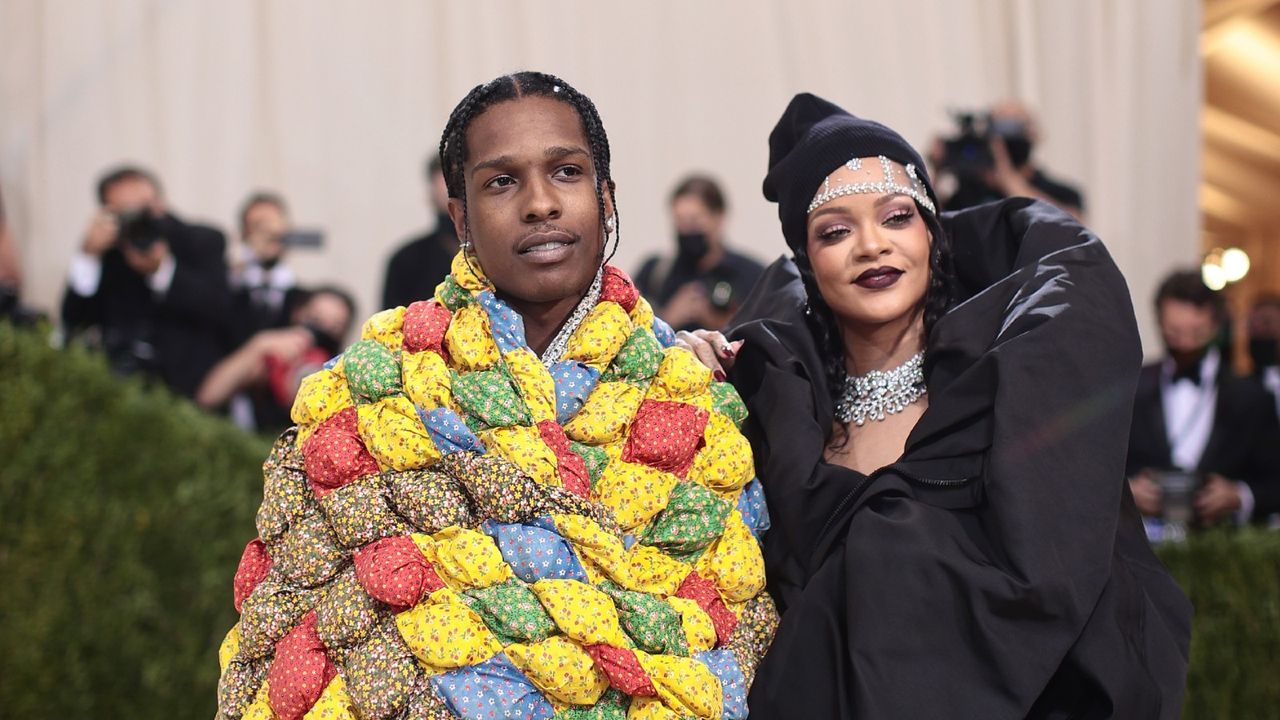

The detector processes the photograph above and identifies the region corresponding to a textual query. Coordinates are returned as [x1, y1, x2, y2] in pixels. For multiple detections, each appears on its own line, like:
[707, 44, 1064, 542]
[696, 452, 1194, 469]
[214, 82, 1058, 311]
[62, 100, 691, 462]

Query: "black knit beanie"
[763, 93, 938, 253]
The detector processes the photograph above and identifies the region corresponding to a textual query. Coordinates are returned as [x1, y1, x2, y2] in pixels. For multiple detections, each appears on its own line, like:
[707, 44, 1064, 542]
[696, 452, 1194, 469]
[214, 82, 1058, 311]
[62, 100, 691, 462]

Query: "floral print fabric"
[217, 255, 777, 720]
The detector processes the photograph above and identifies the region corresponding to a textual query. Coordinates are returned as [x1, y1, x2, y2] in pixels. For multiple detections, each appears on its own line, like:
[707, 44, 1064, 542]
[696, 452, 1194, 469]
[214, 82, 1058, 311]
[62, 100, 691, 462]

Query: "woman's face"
[805, 159, 932, 334]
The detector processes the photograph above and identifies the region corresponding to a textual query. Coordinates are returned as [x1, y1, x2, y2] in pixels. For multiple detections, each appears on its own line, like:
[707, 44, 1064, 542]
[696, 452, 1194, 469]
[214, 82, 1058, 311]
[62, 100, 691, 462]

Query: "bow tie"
[1170, 364, 1202, 386]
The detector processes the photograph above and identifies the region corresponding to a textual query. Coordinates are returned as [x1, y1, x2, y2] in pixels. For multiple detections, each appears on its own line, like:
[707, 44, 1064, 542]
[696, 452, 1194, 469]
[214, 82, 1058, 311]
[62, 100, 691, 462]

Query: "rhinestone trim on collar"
[808, 155, 936, 215]
[539, 265, 605, 368]
[835, 351, 927, 426]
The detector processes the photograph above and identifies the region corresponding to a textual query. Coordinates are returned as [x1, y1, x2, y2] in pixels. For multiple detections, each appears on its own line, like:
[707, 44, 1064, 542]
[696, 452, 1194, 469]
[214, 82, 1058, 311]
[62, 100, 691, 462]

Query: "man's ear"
[600, 180, 616, 223]
[447, 197, 468, 242]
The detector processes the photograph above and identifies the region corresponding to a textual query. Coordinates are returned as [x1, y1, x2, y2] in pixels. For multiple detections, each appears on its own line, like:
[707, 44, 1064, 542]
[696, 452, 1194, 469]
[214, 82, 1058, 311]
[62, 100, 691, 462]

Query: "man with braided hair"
[216, 71, 777, 720]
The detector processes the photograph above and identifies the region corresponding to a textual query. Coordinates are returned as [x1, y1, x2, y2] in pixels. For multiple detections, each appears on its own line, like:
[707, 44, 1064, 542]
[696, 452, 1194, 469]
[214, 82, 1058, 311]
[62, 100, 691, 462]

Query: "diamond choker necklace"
[539, 266, 604, 368]
[835, 351, 926, 426]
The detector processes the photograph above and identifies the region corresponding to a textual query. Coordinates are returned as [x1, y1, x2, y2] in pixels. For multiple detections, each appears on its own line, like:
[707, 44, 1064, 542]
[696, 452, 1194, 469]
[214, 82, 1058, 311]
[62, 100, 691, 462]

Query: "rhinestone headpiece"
[807, 155, 936, 215]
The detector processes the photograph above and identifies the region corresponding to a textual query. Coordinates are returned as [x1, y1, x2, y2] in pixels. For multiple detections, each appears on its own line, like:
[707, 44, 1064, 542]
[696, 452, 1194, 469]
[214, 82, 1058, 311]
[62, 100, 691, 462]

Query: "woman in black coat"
[678, 94, 1192, 718]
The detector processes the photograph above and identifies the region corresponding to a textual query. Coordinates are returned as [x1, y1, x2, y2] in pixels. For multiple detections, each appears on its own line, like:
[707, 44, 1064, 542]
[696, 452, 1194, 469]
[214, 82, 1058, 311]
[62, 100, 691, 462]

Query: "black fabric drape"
[730, 198, 1191, 719]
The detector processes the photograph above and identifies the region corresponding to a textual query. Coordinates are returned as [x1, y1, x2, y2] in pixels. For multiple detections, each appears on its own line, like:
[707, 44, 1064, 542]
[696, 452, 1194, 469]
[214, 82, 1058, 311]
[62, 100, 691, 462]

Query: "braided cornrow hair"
[438, 71, 620, 264]
[791, 202, 955, 449]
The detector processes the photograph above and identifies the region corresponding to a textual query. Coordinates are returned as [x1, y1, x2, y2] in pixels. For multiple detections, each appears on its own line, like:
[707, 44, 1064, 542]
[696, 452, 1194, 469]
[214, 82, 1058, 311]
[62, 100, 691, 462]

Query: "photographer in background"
[932, 99, 1085, 220]
[381, 156, 458, 310]
[196, 285, 355, 434]
[1126, 270, 1280, 539]
[230, 191, 301, 344]
[635, 174, 763, 333]
[62, 165, 231, 398]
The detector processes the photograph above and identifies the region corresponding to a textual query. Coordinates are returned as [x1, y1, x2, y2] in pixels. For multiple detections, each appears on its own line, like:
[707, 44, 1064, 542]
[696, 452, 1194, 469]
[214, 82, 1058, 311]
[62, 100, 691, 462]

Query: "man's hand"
[252, 326, 314, 365]
[1195, 473, 1243, 526]
[122, 240, 170, 277]
[1129, 470, 1163, 517]
[82, 211, 119, 256]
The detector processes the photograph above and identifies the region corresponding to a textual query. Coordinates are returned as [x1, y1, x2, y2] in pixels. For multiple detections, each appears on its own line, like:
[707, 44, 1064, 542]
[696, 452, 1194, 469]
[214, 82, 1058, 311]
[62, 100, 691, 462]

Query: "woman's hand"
[674, 329, 743, 381]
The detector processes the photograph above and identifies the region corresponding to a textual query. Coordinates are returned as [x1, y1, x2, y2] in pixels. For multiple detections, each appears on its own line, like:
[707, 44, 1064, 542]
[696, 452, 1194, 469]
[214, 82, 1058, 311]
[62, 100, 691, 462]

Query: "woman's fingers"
[675, 330, 726, 380]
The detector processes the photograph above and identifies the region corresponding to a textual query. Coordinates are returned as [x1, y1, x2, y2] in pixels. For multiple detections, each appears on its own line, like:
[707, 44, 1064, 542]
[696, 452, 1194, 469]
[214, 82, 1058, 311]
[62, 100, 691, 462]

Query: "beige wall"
[0, 0, 1200, 354]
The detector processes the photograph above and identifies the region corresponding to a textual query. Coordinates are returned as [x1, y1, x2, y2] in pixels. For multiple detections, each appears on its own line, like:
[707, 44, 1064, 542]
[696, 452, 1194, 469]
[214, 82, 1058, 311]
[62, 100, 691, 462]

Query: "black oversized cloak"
[730, 198, 1192, 719]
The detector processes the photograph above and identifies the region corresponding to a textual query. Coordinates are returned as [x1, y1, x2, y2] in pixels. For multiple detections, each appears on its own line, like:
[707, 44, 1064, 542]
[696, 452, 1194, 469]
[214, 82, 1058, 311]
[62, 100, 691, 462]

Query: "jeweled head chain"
[808, 155, 936, 215]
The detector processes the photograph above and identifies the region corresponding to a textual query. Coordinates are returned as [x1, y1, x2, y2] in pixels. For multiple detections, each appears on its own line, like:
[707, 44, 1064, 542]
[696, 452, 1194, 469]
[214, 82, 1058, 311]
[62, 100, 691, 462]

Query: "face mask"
[676, 232, 709, 262]
[1249, 338, 1278, 369]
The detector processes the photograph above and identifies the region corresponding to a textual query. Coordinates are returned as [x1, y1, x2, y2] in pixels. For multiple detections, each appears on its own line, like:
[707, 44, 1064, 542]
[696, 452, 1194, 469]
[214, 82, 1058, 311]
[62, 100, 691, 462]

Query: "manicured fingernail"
[720, 345, 735, 358]
[714, 369, 726, 382]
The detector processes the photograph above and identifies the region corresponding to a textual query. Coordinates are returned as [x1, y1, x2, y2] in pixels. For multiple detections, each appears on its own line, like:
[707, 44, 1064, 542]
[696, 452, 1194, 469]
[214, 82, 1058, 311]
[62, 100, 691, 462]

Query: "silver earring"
[604, 216, 616, 232]
[460, 238, 472, 252]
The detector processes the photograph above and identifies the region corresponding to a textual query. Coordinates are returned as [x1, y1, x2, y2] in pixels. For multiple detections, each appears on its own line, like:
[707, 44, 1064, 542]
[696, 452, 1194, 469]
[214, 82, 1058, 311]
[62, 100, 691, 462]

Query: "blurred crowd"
[2, 99, 1279, 536]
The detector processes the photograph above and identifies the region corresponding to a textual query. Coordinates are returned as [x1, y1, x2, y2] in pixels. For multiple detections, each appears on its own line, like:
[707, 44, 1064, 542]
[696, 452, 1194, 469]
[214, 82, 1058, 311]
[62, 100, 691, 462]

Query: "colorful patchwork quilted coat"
[216, 254, 778, 720]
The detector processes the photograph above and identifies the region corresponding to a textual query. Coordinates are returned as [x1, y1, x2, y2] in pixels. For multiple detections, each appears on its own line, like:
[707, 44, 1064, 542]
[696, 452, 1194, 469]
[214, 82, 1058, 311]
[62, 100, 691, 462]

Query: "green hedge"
[1, 324, 1278, 718]
[1158, 527, 1280, 718]
[0, 324, 269, 718]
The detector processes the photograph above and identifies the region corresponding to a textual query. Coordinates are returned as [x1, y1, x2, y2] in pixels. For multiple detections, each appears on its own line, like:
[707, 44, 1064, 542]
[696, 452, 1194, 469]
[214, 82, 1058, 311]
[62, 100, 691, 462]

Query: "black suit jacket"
[62, 215, 231, 398]
[381, 226, 456, 311]
[1126, 360, 1280, 521]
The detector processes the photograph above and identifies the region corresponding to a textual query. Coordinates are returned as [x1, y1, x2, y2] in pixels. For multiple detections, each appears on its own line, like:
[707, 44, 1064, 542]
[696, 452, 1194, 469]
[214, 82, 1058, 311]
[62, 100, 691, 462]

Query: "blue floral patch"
[429, 653, 555, 720]
[546, 360, 601, 424]
[481, 518, 589, 584]
[736, 477, 771, 540]
[478, 290, 527, 355]
[418, 406, 486, 455]
[695, 648, 749, 720]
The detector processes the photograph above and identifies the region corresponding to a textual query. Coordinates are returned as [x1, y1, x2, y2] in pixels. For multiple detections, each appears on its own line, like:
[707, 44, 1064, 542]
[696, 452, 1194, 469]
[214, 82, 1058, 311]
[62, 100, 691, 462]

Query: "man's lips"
[854, 266, 903, 289]
[517, 228, 576, 254]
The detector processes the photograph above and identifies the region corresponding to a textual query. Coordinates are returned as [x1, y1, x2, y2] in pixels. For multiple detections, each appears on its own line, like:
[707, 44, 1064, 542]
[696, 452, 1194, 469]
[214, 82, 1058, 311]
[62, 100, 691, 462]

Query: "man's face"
[242, 201, 288, 263]
[103, 176, 161, 215]
[1159, 298, 1219, 356]
[448, 95, 609, 309]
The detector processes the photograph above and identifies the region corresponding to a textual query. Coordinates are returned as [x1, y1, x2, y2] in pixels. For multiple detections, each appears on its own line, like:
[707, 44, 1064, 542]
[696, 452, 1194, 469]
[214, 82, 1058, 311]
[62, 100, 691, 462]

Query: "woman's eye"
[818, 225, 850, 241]
[885, 208, 914, 226]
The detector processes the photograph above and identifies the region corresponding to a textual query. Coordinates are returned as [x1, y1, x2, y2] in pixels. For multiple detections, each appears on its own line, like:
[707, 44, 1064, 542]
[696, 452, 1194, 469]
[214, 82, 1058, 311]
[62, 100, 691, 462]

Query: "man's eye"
[486, 175, 516, 189]
[554, 165, 583, 178]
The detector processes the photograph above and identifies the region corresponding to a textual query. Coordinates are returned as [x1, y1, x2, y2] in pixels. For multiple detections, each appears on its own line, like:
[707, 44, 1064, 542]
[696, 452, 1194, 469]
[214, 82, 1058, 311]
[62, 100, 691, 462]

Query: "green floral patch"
[451, 365, 532, 429]
[344, 339, 403, 405]
[570, 441, 610, 487]
[600, 582, 689, 656]
[436, 275, 471, 311]
[641, 481, 731, 556]
[603, 327, 663, 384]
[710, 381, 748, 427]
[461, 578, 556, 645]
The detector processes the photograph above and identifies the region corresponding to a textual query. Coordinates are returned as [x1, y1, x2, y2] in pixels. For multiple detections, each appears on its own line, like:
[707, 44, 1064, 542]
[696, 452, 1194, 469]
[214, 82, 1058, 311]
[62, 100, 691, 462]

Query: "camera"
[940, 111, 1033, 180]
[114, 208, 164, 250]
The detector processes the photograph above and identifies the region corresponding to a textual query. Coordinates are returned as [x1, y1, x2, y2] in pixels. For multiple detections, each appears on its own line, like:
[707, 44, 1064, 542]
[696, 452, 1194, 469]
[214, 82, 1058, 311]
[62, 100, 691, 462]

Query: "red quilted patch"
[301, 407, 380, 497]
[676, 571, 738, 644]
[402, 300, 452, 356]
[266, 611, 337, 720]
[352, 535, 444, 611]
[600, 265, 639, 313]
[233, 538, 272, 613]
[621, 400, 709, 478]
[587, 643, 657, 696]
[537, 420, 591, 497]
